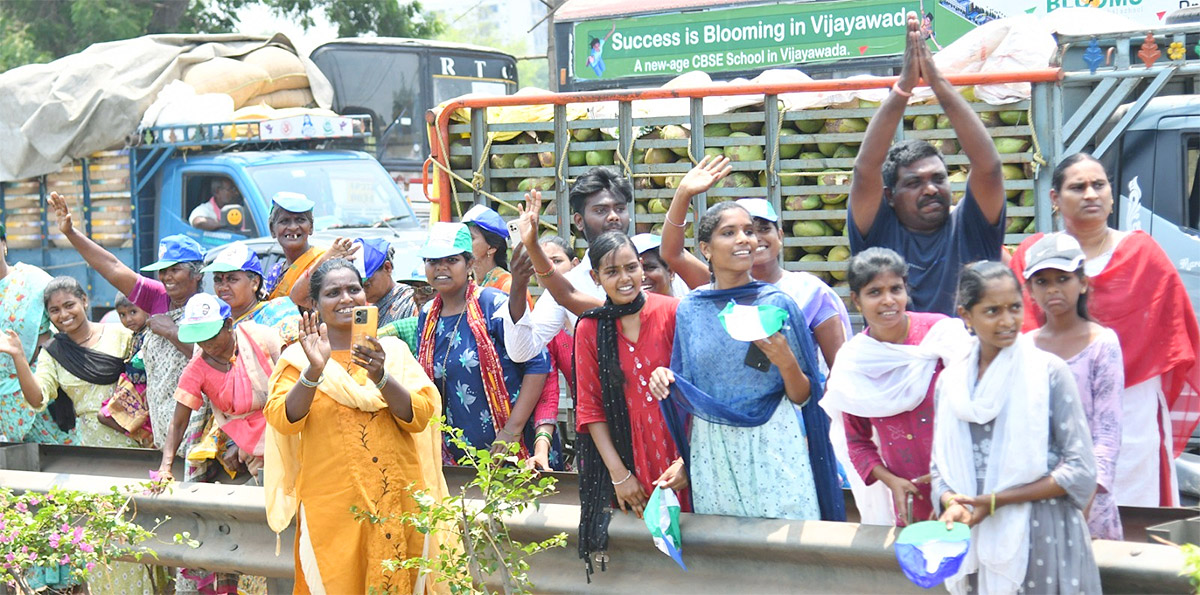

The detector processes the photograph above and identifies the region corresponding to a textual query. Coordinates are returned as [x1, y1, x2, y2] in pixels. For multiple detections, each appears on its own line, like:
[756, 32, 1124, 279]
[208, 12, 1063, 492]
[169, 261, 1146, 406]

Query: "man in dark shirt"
[848, 13, 1006, 316]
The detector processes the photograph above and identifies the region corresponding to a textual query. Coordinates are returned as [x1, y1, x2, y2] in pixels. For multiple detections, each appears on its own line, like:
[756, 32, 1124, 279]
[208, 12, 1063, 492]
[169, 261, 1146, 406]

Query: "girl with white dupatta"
[822, 248, 971, 526]
[932, 261, 1100, 594]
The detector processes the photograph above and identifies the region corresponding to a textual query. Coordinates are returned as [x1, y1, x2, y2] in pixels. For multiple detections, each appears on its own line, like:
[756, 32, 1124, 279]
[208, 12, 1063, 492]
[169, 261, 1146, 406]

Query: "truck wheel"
[1165, 7, 1200, 24]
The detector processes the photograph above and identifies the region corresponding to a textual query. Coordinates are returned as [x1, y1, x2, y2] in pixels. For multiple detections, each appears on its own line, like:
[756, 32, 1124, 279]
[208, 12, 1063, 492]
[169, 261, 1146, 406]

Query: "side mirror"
[221, 204, 245, 230]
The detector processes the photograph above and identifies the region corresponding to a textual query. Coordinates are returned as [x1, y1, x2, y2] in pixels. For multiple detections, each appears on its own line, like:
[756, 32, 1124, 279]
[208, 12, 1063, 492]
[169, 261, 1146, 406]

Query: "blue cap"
[141, 234, 207, 272]
[462, 204, 509, 238]
[202, 241, 265, 277]
[393, 251, 426, 283]
[631, 233, 662, 254]
[418, 222, 474, 259]
[353, 238, 391, 280]
[736, 198, 778, 223]
[271, 191, 315, 213]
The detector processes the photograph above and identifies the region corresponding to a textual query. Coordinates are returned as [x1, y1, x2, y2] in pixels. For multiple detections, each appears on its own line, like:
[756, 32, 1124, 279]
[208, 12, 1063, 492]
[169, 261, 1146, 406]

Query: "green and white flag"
[643, 486, 686, 570]
[718, 302, 788, 342]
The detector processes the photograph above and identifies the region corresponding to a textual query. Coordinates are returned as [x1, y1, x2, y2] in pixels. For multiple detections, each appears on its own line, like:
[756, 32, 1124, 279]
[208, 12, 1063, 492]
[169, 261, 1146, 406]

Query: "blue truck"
[0, 114, 427, 316]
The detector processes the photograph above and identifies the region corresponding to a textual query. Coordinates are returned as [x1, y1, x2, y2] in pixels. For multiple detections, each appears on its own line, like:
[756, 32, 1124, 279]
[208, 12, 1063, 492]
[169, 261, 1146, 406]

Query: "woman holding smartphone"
[264, 258, 450, 594]
[415, 223, 561, 467]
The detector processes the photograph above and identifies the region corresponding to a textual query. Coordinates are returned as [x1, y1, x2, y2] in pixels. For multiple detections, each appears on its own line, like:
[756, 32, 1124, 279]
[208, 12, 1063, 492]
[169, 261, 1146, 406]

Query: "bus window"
[310, 48, 424, 163]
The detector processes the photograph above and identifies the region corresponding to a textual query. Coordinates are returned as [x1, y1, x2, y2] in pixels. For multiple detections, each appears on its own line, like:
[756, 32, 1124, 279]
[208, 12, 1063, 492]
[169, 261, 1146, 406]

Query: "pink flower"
[4, 553, 13, 562]
[78, 542, 94, 554]
[60, 555, 69, 565]
[13, 503, 25, 513]
[49, 533, 61, 549]
[27, 497, 39, 506]
[85, 562, 95, 571]
[60, 524, 70, 533]
[71, 527, 84, 545]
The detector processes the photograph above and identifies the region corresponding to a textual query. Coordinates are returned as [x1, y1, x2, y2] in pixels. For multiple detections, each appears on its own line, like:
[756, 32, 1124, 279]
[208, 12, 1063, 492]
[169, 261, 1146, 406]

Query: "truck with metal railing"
[427, 18, 1200, 323]
[0, 114, 426, 314]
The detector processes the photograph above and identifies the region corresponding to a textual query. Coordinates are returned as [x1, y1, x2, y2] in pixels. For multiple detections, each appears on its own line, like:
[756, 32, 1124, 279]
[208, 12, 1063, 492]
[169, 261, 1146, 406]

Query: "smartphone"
[744, 343, 771, 372]
[506, 219, 521, 249]
[351, 306, 378, 367]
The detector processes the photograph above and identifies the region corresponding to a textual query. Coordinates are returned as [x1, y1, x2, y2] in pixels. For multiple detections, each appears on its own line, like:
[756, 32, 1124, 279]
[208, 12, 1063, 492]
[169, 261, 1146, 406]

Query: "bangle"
[535, 430, 553, 442]
[611, 470, 633, 486]
[990, 492, 996, 516]
[941, 492, 957, 509]
[534, 265, 554, 277]
[298, 370, 323, 388]
[534, 435, 552, 447]
[665, 214, 687, 228]
[891, 81, 913, 97]
[374, 369, 389, 390]
[497, 427, 518, 440]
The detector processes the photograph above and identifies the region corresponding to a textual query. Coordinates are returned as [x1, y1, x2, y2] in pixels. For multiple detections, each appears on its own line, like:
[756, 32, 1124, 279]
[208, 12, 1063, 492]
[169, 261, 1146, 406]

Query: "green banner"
[572, 0, 923, 82]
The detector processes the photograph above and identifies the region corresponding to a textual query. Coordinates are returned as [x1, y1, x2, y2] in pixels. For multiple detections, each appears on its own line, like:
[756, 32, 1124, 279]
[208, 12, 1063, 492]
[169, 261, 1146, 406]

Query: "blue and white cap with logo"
[352, 238, 391, 280]
[736, 198, 779, 223]
[462, 204, 509, 238]
[141, 234, 207, 272]
[201, 241, 265, 277]
[631, 233, 662, 255]
[177, 293, 232, 343]
[271, 191, 315, 214]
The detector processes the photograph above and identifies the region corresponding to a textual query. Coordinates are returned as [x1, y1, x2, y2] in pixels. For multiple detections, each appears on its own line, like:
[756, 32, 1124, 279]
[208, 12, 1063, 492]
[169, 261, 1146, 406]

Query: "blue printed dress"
[417, 287, 559, 468]
[670, 282, 844, 521]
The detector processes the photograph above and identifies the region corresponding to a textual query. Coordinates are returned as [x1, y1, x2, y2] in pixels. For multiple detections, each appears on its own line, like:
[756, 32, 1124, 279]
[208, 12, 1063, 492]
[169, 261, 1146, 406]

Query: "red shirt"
[575, 293, 684, 500]
[843, 311, 946, 525]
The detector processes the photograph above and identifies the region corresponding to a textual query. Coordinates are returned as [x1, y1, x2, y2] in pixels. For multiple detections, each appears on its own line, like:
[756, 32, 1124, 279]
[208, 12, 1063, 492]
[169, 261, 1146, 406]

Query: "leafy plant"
[0, 480, 182, 594]
[374, 419, 567, 595]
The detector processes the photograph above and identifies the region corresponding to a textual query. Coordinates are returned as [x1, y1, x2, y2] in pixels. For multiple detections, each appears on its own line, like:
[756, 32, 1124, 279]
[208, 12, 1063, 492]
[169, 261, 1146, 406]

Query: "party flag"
[717, 302, 788, 342]
[644, 486, 687, 571]
[894, 521, 970, 588]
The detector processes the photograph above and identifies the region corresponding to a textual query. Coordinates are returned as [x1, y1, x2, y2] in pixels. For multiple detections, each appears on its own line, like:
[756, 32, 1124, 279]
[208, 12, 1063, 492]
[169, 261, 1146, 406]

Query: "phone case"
[744, 343, 771, 372]
[506, 220, 521, 248]
[350, 306, 378, 371]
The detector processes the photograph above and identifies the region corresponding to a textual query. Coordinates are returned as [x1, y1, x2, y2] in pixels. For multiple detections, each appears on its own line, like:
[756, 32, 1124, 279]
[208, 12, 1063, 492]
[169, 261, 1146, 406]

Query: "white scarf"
[822, 317, 971, 418]
[931, 334, 1050, 595]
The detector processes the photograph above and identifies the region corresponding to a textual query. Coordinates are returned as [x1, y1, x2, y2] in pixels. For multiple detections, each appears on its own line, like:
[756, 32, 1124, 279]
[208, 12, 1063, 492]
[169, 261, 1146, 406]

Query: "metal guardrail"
[1, 456, 1192, 594]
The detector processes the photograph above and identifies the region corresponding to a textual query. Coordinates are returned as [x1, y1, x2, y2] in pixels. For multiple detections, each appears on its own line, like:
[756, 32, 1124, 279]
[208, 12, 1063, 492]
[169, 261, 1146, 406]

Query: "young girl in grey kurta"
[931, 261, 1101, 595]
[931, 356, 1102, 594]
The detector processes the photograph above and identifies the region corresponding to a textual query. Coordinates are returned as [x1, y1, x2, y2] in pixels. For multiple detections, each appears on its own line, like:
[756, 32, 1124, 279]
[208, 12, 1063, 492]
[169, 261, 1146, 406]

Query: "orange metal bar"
[427, 68, 1063, 221]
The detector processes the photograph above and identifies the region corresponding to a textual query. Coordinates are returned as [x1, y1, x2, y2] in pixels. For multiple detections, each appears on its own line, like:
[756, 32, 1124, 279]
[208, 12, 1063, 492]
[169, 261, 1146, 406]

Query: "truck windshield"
[247, 160, 416, 230]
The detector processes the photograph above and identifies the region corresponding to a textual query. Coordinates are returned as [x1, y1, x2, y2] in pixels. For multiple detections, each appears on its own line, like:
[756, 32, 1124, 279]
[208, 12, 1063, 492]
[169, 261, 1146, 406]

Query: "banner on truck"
[571, 0, 921, 82]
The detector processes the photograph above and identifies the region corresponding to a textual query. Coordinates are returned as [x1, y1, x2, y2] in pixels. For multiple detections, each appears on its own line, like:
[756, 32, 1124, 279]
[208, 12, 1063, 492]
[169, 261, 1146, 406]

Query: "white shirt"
[501, 251, 689, 362]
[188, 198, 218, 226]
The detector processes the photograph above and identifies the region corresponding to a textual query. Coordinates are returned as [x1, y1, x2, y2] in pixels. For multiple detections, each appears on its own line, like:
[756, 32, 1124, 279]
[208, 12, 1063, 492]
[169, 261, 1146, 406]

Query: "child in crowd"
[99, 294, 154, 445]
[1023, 233, 1123, 540]
[932, 261, 1100, 593]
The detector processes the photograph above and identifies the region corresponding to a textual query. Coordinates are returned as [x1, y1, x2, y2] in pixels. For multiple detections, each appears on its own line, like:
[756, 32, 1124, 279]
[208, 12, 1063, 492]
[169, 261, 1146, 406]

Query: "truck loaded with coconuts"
[429, 14, 1200, 323]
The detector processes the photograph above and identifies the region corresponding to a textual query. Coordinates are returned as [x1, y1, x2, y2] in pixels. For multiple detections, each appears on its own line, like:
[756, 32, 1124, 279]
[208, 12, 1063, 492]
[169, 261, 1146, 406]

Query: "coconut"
[1023, 218, 1036, 234]
[912, 115, 936, 131]
[784, 196, 806, 211]
[1001, 164, 1025, 198]
[818, 169, 850, 204]
[935, 114, 952, 129]
[449, 137, 472, 169]
[650, 223, 665, 235]
[1020, 190, 1035, 207]
[635, 177, 657, 190]
[824, 118, 868, 134]
[538, 151, 554, 168]
[497, 202, 519, 217]
[978, 111, 1000, 127]
[648, 198, 669, 214]
[512, 154, 536, 169]
[827, 218, 845, 233]
[1005, 216, 1029, 234]
[684, 223, 694, 239]
[543, 200, 557, 216]
[716, 172, 756, 188]
[783, 247, 803, 262]
[798, 151, 825, 161]
[729, 120, 764, 135]
[960, 86, 978, 102]
[704, 147, 724, 159]
[505, 179, 521, 192]
[491, 153, 518, 169]
[993, 138, 1031, 154]
[705, 123, 733, 137]
[661, 125, 691, 157]
[571, 128, 597, 142]
[517, 177, 554, 192]
[817, 142, 840, 158]
[998, 110, 1028, 126]
[831, 144, 858, 159]
[723, 132, 765, 162]
[791, 220, 831, 237]
[779, 126, 802, 159]
[929, 138, 959, 155]
[795, 118, 825, 133]
[801, 245, 826, 255]
[644, 148, 676, 165]
[568, 151, 587, 166]
[664, 174, 685, 189]
[586, 150, 615, 166]
[827, 245, 850, 280]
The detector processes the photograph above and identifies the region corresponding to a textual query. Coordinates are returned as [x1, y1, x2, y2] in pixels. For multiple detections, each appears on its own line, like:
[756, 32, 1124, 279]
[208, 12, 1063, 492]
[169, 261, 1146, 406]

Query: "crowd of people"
[1, 14, 1198, 595]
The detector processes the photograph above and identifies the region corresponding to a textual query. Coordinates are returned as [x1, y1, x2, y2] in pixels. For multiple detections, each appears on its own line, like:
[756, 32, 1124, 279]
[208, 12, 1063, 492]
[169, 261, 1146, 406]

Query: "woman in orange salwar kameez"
[264, 259, 450, 594]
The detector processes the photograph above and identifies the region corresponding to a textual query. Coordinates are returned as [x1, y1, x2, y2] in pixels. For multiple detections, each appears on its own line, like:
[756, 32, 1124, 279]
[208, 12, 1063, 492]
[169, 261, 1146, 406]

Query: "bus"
[310, 38, 519, 213]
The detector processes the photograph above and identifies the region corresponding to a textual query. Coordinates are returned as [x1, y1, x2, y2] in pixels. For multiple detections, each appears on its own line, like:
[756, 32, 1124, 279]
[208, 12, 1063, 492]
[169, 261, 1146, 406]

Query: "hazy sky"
[234, 4, 339, 57]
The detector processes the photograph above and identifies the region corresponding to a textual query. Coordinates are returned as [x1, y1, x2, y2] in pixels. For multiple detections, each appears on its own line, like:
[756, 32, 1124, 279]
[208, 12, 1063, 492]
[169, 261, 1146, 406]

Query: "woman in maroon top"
[821, 247, 970, 525]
